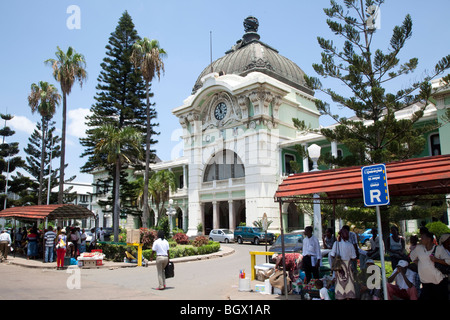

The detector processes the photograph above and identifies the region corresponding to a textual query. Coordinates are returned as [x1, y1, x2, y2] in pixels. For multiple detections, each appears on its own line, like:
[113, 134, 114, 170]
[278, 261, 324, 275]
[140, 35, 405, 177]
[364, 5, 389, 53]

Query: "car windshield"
[275, 234, 302, 245]
[252, 228, 263, 232]
[222, 229, 233, 234]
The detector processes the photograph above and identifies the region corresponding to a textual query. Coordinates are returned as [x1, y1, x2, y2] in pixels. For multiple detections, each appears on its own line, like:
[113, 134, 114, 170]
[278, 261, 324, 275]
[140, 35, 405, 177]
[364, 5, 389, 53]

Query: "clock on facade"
[214, 102, 227, 120]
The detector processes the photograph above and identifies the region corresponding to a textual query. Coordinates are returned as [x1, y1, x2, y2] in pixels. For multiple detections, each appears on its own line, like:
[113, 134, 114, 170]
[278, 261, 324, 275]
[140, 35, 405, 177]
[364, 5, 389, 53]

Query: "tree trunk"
[58, 93, 67, 204]
[38, 116, 47, 205]
[113, 159, 121, 242]
[141, 81, 151, 227]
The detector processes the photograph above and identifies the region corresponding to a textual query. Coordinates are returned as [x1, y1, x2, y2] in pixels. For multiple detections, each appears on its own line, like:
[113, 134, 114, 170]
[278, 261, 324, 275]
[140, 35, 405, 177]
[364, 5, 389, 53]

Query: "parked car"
[95, 227, 112, 240]
[359, 229, 373, 245]
[85, 231, 94, 244]
[269, 232, 304, 255]
[234, 226, 275, 245]
[209, 229, 234, 243]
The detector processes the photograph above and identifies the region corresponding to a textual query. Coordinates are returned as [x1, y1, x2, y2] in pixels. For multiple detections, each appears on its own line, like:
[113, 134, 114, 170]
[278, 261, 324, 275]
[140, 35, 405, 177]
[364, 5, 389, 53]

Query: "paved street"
[0, 243, 288, 300]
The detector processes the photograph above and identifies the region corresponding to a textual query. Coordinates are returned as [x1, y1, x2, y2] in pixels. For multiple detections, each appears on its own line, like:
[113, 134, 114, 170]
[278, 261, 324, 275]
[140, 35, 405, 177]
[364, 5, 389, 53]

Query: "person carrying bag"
[151, 230, 170, 290]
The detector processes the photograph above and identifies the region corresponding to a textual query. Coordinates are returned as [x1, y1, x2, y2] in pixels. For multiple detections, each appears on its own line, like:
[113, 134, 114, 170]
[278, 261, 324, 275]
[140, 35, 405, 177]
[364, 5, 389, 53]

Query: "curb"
[3, 245, 235, 270]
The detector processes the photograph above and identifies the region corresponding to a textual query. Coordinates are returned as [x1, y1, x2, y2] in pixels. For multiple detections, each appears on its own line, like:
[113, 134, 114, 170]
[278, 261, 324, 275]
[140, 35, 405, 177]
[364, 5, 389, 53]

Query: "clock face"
[214, 102, 227, 120]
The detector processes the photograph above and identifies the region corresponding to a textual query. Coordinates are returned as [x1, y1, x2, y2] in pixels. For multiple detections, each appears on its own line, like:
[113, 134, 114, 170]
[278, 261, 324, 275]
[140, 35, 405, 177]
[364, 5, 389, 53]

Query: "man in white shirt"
[387, 260, 419, 300]
[0, 229, 12, 262]
[151, 230, 170, 290]
[302, 226, 321, 283]
[410, 231, 450, 300]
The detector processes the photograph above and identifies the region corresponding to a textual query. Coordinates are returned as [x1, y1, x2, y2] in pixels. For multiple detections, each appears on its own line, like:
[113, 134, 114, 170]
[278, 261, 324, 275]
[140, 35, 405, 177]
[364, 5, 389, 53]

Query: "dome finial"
[242, 16, 260, 44]
[244, 16, 259, 33]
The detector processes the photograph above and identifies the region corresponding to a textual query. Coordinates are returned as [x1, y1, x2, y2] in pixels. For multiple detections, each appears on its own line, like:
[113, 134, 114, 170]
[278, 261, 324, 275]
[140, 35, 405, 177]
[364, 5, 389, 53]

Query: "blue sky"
[0, 0, 449, 183]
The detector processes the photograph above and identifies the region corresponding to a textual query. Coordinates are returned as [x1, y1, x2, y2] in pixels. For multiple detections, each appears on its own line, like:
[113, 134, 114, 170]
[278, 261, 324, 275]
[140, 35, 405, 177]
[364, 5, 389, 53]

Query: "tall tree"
[45, 46, 87, 204]
[301, 0, 450, 166]
[295, 0, 450, 242]
[130, 37, 167, 227]
[27, 81, 61, 204]
[80, 12, 159, 224]
[93, 124, 142, 242]
[0, 114, 25, 209]
[23, 121, 63, 204]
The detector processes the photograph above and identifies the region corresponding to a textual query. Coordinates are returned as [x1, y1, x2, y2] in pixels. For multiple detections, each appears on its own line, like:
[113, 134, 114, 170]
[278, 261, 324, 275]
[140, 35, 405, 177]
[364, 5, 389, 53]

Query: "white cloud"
[68, 108, 91, 139]
[9, 115, 36, 135]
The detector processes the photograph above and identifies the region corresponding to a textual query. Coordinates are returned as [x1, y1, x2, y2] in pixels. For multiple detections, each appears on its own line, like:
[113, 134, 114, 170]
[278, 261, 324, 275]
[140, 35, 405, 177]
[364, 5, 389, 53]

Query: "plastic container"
[238, 278, 251, 292]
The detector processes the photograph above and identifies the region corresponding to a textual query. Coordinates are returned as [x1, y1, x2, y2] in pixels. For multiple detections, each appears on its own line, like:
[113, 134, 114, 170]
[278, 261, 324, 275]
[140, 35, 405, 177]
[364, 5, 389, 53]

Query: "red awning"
[275, 155, 450, 202]
[0, 204, 94, 220]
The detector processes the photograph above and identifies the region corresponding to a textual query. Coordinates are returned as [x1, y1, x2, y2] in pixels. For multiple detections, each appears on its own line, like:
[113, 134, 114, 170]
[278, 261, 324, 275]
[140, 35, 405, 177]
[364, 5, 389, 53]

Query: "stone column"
[213, 201, 219, 229]
[228, 200, 235, 231]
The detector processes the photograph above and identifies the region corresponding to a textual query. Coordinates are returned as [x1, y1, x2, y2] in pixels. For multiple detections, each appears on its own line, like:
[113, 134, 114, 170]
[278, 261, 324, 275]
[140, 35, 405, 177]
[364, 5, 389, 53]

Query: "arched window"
[203, 150, 245, 182]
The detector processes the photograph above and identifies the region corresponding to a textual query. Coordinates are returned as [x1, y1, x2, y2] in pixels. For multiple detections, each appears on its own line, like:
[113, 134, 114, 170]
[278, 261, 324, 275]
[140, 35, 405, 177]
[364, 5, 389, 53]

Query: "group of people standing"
[273, 224, 450, 300]
[326, 225, 450, 300]
[4, 225, 96, 269]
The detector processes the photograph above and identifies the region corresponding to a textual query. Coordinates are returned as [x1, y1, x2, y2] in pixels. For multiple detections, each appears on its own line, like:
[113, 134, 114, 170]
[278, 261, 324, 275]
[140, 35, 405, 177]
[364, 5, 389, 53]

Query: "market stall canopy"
[275, 155, 450, 202]
[0, 204, 94, 220]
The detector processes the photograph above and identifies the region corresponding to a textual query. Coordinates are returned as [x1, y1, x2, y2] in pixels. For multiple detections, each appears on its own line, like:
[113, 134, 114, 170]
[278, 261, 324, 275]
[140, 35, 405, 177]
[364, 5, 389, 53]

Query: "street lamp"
[167, 199, 176, 237]
[307, 144, 322, 240]
[308, 143, 321, 171]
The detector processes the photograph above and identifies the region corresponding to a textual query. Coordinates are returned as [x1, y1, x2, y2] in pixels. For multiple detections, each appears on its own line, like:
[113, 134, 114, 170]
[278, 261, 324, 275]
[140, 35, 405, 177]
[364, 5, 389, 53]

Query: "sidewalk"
[3, 245, 236, 270]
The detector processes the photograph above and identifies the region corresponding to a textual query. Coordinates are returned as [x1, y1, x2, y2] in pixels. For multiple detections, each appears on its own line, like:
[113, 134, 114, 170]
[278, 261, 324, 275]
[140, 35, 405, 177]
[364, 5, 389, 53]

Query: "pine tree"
[80, 11, 159, 224]
[80, 11, 158, 173]
[297, 0, 450, 241]
[301, 0, 450, 166]
[23, 121, 63, 204]
[0, 113, 26, 208]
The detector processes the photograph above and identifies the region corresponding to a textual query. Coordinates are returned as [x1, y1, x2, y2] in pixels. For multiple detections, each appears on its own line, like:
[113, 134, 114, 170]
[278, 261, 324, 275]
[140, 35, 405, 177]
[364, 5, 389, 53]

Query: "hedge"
[97, 241, 221, 262]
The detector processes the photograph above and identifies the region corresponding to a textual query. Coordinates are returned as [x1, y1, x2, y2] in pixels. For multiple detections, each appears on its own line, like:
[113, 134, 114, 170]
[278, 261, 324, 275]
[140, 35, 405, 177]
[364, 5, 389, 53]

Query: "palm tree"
[27, 81, 61, 205]
[134, 169, 176, 226]
[93, 124, 142, 242]
[130, 38, 167, 227]
[45, 46, 87, 204]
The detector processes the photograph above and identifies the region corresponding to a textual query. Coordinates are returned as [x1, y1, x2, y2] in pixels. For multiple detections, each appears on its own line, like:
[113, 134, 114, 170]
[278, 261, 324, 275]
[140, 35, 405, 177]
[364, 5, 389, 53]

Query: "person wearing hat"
[387, 259, 419, 300]
[56, 228, 67, 270]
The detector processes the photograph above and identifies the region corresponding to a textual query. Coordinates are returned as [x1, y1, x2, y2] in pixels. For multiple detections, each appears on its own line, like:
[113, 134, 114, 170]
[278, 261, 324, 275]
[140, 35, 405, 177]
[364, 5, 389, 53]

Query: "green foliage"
[425, 221, 450, 240]
[141, 241, 220, 260]
[97, 243, 128, 262]
[80, 11, 155, 173]
[299, 0, 450, 166]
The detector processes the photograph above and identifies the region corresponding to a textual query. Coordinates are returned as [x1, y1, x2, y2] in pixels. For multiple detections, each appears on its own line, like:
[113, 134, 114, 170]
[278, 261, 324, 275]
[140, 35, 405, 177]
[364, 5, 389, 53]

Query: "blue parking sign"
[361, 164, 390, 207]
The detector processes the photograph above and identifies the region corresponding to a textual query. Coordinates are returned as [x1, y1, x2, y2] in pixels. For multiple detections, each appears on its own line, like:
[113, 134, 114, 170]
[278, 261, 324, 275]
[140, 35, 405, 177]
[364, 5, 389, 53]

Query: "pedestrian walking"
[151, 230, 170, 290]
[0, 229, 12, 262]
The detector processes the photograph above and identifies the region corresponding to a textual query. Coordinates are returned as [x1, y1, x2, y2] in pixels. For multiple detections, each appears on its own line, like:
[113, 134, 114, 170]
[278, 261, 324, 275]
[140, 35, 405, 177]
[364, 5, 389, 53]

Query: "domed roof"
[192, 17, 313, 96]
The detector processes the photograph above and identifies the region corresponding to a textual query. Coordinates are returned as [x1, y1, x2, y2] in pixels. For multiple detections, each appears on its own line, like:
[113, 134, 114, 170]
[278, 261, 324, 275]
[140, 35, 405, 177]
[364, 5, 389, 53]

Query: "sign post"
[361, 164, 389, 300]
[262, 213, 268, 262]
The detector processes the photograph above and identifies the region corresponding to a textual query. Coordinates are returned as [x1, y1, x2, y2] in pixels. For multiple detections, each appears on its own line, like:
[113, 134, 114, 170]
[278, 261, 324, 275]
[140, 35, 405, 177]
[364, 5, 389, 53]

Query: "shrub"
[97, 243, 127, 262]
[173, 232, 190, 245]
[192, 235, 209, 247]
[425, 221, 450, 240]
[140, 228, 157, 250]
